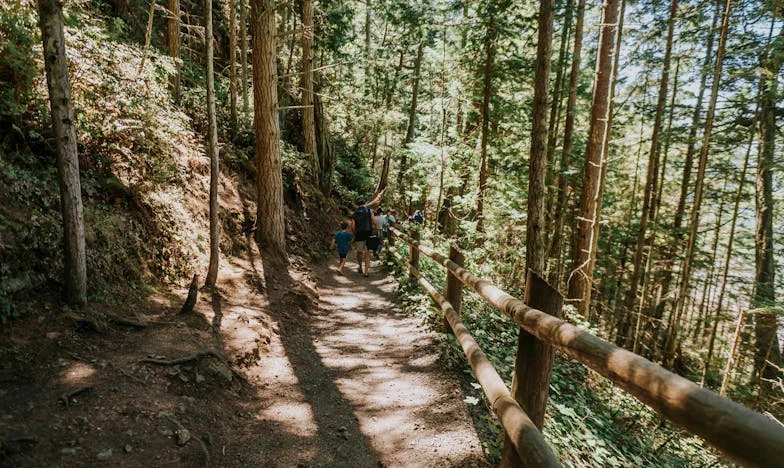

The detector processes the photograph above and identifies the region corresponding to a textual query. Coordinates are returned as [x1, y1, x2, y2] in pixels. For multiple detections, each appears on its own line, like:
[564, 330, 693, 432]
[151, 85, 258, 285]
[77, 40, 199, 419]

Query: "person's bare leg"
[364, 251, 371, 276]
[338, 258, 346, 274]
[356, 250, 363, 274]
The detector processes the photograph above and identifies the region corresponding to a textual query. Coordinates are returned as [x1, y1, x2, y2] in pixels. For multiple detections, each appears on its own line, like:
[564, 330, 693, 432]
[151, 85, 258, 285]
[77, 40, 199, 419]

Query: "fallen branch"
[58, 386, 93, 407]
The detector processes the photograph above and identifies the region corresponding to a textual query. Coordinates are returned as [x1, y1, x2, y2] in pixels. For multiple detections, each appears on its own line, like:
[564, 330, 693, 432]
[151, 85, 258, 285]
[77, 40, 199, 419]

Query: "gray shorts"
[353, 241, 368, 253]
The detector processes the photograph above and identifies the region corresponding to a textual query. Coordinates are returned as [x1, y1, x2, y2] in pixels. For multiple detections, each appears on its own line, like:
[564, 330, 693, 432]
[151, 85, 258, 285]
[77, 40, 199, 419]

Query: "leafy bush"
[0, 3, 38, 128]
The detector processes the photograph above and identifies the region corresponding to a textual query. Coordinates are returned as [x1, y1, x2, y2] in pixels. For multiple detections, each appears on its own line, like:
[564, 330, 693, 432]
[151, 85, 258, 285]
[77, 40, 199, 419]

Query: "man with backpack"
[350, 196, 380, 277]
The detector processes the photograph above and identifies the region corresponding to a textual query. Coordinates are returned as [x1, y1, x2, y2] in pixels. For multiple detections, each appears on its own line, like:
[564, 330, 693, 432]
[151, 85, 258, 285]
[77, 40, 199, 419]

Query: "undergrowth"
[387, 233, 727, 467]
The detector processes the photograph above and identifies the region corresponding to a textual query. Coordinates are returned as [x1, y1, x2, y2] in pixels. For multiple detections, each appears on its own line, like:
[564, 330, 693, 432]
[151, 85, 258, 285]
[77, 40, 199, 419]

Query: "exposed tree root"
[165, 415, 210, 467]
[58, 386, 93, 407]
[138, 349, 225, 366]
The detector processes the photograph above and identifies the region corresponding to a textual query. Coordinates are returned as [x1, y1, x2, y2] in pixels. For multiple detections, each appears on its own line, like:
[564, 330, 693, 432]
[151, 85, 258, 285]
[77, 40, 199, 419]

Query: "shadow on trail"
[257, 251, 382, 466]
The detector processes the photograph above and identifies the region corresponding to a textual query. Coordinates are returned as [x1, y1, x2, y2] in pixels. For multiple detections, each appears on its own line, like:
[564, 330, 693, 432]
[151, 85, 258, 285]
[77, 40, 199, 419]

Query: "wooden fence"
[387, 226, 784, 467]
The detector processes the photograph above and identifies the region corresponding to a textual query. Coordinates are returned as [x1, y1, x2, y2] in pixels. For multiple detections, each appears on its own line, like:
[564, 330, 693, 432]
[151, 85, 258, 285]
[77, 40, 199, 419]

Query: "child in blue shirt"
[330, 220, 353, 274]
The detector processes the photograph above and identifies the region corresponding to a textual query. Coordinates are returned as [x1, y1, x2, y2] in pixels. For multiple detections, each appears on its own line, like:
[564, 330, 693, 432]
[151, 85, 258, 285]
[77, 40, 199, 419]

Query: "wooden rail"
[388, 226, 784, 467]
[388, 245, 561, 467]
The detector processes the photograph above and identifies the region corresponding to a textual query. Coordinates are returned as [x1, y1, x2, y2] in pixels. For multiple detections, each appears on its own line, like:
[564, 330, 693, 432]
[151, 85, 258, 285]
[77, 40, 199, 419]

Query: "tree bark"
[544, 0, 574, 233]
[568, 0, 620, 318]
[692, 192, 725, 344]
[205, 0, 220, 287]
[301, 0, 318, 181]
[315, 95, 335, 195]
[527, 0, 555, 275]
[168, 0, 181, 100]
[397, 39, 425, 192]
[663, 0, 732, 367]
[139, 0, 156, 73]
[475, 11, 497, 235]
[719, 309, 745, 396]
[548, 0, 586, 285]
[240, 0, 249, 116]
[752, 28, 783, 392]
[251, 0, 287, 262]
[229, 0, 238, 130]
[38, 0, 87, 306]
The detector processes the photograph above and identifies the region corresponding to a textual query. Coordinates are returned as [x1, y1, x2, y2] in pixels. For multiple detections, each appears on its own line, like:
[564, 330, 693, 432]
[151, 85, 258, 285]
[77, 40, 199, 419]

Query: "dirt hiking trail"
[0, 254, 489, 467]
[257, 260, 489, 466]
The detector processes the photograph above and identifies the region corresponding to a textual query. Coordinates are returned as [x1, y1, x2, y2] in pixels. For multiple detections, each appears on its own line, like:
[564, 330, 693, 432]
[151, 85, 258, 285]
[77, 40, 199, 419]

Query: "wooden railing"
[387, 226, 784, 467]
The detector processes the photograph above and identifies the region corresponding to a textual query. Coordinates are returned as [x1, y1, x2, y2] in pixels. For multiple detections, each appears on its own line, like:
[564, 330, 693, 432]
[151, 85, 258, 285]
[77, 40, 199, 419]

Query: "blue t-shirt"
[334, 230, 352, 254]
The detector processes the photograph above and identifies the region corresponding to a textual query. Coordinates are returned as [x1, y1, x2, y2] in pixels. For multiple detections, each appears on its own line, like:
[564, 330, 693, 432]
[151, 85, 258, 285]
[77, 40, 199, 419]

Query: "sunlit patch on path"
[311, 261, 488, 466]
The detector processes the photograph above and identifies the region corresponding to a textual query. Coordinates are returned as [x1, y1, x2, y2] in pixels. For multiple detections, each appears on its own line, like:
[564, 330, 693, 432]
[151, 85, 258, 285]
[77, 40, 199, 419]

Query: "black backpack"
[353, 206, 373, 236]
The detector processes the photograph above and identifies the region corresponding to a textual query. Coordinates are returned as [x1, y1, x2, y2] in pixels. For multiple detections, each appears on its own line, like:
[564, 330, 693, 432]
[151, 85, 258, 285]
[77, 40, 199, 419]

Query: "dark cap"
[356, 196, 366, 205]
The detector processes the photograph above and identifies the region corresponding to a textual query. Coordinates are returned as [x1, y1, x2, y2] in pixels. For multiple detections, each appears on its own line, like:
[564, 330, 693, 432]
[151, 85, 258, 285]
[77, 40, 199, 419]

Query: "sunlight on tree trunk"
[38, 0, 87, 305]
[251, 0, 287, 263]
[568, 0, 620, 319]
[205, 0, 220, 287]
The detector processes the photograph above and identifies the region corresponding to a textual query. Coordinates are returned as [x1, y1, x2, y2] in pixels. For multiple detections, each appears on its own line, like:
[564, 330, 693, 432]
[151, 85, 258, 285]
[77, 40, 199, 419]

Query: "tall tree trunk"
[475, 12, 497, 235]
[654, 0, 720, 322]
[397, 39, 425, 191]
[663, 0, 732, 367]
[301, 0, 318, 181]
[526, 0, 555, 275]
[568, 0, 620, 318]
[168, 0, 181, 100]
[229, 0, 238, 131]
[38, 0, 87, 306]
[315, 95, 334, 195]
[719, 309, 745, 396]
[694, 191, 725, 343]
[205, 0, 220, 287]
[632, 57, 681, 356]
[548, 0, 586, 284]
[139, 0, 156, 73]
[240, 0, 249, 116]
[501, 3, 555, 463]
[753, 29, 783, 393]
[702, 120, 755, 387]
[251, 0, 287, 262]
[587, 0, 625, 321]
[623, 0, 677, 325]
[544, 0, 574, 225]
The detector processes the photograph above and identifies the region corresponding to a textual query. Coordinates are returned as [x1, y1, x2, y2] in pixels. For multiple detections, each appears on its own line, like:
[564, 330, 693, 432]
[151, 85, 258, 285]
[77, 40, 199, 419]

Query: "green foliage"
[387, 234, 727, 466]
[0, 2, 38, 127]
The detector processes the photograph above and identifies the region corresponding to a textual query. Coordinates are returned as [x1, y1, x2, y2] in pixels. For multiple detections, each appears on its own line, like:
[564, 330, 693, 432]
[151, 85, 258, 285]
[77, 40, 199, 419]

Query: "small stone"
[61, 448, 78, 456]
[176, 428, 191, 446]
[46, 332, 61, 340]
[97, 449, 113, 460]
[195, 373, 205, 383]
[178, 373, 189, 383]
[124, 444, 132, 453]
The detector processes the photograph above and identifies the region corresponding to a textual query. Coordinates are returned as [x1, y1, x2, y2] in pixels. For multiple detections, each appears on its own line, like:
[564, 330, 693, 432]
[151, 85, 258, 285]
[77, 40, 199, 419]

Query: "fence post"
[501, 269, 563, 467]
[444, 245, 464, 334]
[409, 229, 420, 283]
